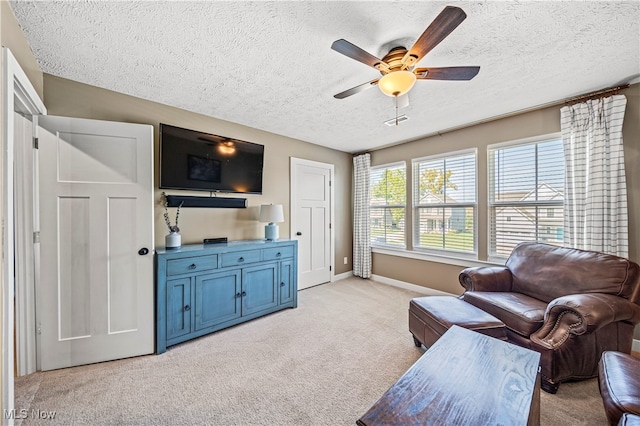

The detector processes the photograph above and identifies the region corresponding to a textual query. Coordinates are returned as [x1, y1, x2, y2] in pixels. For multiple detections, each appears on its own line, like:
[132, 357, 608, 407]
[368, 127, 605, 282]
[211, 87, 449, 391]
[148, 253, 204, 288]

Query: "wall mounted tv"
[159, 124, 264, 194]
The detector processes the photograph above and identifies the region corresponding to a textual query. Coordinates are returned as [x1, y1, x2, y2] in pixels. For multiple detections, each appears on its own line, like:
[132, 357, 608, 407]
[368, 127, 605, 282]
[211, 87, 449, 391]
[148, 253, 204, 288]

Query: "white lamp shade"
[378, 70, 417, 97]
[259, 204, 284, 223]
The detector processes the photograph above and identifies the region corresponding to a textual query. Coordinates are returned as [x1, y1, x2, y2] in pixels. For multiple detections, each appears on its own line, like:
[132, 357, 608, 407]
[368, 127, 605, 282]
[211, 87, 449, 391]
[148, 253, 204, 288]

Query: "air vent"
[384, 115, 409, 126]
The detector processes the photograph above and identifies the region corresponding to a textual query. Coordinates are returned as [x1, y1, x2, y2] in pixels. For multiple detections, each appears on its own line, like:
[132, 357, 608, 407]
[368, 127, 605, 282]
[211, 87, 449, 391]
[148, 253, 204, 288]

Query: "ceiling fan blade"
[415, 66, 480, 80]
[334, 79, 379, 99]
[404, 6, 467, 66]
[331, 39, 389, 71]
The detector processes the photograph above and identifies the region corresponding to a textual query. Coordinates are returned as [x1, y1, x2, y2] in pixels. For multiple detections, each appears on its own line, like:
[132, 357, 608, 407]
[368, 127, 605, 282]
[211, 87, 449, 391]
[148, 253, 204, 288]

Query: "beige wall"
[42, 74, 354, 275]
[1, 0, 44, 414]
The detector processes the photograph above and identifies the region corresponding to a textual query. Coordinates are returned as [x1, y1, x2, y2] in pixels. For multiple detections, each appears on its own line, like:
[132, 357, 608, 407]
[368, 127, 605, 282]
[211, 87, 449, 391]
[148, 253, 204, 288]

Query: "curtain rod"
[564, 84, 629, 105]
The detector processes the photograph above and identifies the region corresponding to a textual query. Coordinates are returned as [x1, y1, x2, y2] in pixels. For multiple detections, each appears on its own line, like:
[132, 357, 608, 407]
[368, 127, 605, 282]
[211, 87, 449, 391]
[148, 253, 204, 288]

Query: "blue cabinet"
[155, 240, 297, 353]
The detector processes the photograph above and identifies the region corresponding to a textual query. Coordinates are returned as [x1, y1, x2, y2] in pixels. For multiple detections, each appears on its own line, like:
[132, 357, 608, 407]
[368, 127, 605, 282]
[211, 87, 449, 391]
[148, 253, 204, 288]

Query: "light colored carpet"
[14, 277, 608, 425]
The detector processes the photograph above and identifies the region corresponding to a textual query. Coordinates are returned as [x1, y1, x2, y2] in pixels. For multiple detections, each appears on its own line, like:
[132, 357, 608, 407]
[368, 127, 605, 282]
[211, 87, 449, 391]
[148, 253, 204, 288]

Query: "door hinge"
[33, 137, 39, 149]
[329, 223, 332, 229]
[330, 265, 332, 271]
[33, 231, 40, 243]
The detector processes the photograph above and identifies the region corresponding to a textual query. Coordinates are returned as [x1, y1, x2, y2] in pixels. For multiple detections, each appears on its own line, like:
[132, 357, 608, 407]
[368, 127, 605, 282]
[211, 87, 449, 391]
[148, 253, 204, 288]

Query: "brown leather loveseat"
[459, 242, 640, 393]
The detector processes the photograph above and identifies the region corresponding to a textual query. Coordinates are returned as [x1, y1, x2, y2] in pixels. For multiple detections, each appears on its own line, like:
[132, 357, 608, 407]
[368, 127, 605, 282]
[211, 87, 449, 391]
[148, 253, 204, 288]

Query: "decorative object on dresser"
[155, 239, 298, 354]
[259, 204, 284, 241]
[162, 192, 183, 249]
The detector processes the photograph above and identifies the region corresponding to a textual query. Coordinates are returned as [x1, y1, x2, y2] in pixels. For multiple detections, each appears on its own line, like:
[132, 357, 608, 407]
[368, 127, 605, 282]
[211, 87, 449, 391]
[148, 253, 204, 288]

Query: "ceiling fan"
[331, 6, 480, 102]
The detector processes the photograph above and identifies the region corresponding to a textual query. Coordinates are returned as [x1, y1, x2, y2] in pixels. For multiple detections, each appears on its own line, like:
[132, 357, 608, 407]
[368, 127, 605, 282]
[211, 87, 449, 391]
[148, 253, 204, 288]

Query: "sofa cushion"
[462, 291, 546, 337]
[599, 351, 640, 425]
[506, 242, 640, 304]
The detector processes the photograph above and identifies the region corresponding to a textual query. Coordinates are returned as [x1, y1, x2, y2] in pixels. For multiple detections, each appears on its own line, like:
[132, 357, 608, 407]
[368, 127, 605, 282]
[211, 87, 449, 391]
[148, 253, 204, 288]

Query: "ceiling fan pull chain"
[395, 94, 399, 126]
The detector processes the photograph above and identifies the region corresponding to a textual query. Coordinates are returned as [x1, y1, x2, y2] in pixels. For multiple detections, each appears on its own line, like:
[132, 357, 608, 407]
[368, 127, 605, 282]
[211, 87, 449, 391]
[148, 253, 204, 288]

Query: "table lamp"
[259, 204, 284, 241]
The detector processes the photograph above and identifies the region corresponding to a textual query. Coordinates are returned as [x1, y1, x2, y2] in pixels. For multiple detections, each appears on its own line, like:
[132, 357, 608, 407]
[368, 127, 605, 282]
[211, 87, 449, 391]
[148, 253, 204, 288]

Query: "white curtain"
[561, 94, 628, 257]
[353, 153, 371, 278]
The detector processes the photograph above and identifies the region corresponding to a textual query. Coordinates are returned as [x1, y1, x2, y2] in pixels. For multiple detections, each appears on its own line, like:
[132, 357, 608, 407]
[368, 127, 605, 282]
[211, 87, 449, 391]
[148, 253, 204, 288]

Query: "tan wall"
[42, 74, 354, 275]
[1, 0, 45, 413]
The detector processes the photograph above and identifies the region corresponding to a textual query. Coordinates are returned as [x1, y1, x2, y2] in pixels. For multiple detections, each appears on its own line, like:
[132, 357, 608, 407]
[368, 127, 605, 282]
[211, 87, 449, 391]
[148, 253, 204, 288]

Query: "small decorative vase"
[165, 231, 181, 249]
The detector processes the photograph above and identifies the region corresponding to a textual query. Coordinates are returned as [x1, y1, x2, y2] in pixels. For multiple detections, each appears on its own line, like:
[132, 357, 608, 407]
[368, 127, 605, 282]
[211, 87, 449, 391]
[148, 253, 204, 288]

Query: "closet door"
[37, 115, 154, 370]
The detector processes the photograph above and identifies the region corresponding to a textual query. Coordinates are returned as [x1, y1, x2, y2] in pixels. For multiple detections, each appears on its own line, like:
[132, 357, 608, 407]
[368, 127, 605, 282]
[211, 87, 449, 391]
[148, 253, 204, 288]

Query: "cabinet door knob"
[276, 252, 281, 257]
[238, 257, 244, 262]
[184, 305, 191, 311]
[280, 282, 285, 287]
[296, 232, 302, 236]
[188, 263, 197, 270]
[241, 291, 247, 297]
[138, 247, 149, 255]
[235, 292, 242, 298]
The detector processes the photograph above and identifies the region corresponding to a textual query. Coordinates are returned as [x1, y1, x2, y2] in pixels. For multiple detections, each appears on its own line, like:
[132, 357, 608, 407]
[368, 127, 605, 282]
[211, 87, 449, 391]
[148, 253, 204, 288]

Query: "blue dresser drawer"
[167, 255, 218, 276]
[220, 250, 261, 267]
[263, 246, 294, 261]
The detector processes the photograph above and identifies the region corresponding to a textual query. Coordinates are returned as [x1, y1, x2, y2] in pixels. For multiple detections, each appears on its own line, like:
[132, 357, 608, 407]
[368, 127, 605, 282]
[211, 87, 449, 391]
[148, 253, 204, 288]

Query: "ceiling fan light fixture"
[378, 70, 417, 97]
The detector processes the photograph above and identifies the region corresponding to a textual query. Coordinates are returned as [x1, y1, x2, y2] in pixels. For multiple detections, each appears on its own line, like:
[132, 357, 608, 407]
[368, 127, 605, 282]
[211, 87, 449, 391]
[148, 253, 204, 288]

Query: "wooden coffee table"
[357, 325, 541, 426]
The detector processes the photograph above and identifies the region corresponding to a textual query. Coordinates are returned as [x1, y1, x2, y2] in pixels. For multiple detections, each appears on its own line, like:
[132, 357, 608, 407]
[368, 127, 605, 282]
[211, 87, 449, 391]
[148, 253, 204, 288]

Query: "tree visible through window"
[413, 151, 477, 253]
[370, 163, 406, 247]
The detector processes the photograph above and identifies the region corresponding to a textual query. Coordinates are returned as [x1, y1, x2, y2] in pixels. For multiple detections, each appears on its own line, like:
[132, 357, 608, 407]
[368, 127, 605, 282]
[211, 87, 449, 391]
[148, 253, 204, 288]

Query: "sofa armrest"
[458, 266, 513, 292]
[531, 293, 640, 350]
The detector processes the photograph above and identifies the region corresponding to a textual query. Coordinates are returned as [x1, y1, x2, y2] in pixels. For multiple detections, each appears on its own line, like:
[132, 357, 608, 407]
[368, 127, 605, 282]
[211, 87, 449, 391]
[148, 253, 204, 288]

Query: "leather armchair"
[459, 242, 640, 393]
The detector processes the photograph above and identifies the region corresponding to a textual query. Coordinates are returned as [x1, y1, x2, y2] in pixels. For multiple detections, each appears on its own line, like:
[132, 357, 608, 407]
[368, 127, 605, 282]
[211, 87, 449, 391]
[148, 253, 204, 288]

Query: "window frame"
[369, 161, 407, 249]
[411, 149, 478, 257]
[487, 133, 564, 261]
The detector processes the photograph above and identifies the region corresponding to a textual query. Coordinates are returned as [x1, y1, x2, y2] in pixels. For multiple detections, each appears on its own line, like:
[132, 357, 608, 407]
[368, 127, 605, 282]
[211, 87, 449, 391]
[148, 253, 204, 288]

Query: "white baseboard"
[370, 274, 640, 352]
[370, 274, 456, 296]
[332, 270, 353, 282]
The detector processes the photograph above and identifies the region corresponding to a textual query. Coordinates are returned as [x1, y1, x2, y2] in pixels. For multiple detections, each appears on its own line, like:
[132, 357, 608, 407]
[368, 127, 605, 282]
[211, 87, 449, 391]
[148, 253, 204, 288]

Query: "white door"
[290, 158, 333, 289]
[36, 115, 154, 371]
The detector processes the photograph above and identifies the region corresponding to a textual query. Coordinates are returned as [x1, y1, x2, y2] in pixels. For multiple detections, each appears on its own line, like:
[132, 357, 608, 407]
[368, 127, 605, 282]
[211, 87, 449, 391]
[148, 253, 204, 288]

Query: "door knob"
[296, 232, 302, 236]
[138, 248, 149, 255]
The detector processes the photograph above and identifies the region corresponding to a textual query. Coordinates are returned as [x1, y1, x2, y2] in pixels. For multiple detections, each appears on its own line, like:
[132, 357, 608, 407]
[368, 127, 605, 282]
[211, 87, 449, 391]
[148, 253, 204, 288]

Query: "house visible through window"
[370, 162, 406, 247]
[488, 136, 564, 257]
[412, 150, 477, 254]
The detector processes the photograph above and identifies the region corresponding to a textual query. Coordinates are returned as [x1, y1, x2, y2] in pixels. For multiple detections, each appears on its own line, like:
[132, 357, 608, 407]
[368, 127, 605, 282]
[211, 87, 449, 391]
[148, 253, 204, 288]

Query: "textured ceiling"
[9, 1, 640, 153]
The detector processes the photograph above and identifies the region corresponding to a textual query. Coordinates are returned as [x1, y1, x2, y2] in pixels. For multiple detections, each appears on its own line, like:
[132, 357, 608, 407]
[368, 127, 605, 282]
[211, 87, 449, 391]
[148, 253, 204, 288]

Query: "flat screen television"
[159, 124, 264, 194]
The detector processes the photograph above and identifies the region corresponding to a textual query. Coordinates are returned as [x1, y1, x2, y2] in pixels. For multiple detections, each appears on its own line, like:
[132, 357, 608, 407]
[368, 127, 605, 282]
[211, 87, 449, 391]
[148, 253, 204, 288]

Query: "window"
[412, 150, 477, 254]
[370, 162, 406, 247]
[488, 136, 564, 257]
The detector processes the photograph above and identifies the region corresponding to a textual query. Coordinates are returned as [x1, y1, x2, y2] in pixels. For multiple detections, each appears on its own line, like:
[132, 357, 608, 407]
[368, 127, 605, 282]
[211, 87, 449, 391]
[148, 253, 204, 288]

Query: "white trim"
[370, 160, 406, 171]
[372, 246, 503, 268]
[290, 157, 335, 286]
[2, 48, 46, 421]
[332, 270, 353, 281]
[633, 339, 640, 353]
[486, 132, 562, 150]
[371, 274, 456, 296]
[411, 147, 478, 164]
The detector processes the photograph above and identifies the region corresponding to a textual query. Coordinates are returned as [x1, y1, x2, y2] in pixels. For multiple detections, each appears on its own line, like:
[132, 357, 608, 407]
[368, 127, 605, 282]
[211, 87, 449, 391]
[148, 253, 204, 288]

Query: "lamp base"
[264, 223, 279, 241]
